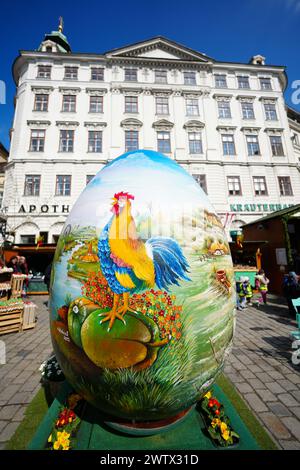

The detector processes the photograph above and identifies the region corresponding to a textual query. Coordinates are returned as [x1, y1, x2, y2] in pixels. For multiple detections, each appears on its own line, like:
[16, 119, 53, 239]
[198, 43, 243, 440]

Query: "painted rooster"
[98, 191, 190, 330]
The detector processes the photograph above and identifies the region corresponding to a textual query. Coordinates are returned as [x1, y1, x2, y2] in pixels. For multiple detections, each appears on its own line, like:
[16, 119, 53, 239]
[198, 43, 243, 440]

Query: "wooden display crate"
[22, 302, 37, 330]
[0, 307, 23, 335]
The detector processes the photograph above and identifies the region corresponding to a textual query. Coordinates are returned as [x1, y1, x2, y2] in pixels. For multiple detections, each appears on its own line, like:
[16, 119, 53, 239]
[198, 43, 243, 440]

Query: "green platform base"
[28, 381, 261, 450]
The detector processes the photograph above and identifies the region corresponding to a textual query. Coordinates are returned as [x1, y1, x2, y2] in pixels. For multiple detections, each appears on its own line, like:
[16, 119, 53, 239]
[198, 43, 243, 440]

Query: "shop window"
[20, 234, 36, 244]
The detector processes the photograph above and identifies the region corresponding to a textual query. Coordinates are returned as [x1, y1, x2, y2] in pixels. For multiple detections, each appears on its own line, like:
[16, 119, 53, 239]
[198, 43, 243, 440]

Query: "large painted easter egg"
[50, 150, 235, 424]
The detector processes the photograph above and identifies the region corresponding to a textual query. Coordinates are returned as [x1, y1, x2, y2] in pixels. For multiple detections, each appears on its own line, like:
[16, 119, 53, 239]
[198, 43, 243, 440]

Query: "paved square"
[0, 294, 299, 449]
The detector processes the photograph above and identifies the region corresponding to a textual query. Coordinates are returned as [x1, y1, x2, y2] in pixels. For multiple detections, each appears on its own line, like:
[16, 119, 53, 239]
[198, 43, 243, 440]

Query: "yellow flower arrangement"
[211, 418, 221, 428]
[222, 429, 230, 441]
[53, 431, 71, 451]
[201, 391, 240, 447]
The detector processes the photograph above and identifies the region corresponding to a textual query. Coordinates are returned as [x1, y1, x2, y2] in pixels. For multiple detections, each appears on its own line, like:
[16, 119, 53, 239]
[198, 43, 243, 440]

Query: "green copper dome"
[38, 18, 71, 53]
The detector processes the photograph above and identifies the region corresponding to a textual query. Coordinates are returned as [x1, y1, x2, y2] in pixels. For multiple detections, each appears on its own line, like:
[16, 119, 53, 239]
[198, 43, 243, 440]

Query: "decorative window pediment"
[259, 96, 278, 104]
[27, 120, 51, 128]
[59, 87, 81, 95]
[236, 95, 255, 102]
[216, 125, 236, 133]
[264, 127, 284, 135]
[121, 88, 142, 96]
[152, 119, 174, 131]
[84, 121, 107, 129]
[86, 88, 108, 96]
[183, 91, 202, 99]
[120, 118, 143, 130]
[152, 89, 173, 97]
[56, 121, 79, 129]
[213, 94, 232, 102]
[183, 120, 205, 130]
[241, 126, 261, 134]
[31, 86, 54, 94]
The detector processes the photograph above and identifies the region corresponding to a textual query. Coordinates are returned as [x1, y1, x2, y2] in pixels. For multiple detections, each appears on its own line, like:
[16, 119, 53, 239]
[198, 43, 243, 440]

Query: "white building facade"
[3, 28, 300, 244]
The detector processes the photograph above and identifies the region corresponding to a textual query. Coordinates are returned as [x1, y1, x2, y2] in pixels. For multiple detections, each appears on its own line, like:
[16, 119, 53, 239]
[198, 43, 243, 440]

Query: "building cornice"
[13, 50, 287, 89]
[177, 159, 300, 168]
[4, 159, 108, 169]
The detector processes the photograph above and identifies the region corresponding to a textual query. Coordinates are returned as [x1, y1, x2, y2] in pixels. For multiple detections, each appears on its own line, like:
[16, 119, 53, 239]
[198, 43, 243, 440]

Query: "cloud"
[284, 0, 300, 12]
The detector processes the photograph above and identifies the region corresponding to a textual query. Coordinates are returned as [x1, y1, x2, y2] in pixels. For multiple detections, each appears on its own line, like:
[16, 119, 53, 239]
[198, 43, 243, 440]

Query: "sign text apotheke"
[230, 203, 294, 213]
[18, 204, 70, 214]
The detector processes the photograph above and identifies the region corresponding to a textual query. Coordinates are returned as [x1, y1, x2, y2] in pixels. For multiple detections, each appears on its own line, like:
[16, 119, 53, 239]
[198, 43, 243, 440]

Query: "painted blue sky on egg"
[67, 150, 215, 228]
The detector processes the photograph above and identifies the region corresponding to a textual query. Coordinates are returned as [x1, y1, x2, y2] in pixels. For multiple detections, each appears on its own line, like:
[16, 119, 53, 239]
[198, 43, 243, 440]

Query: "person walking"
[236, 276, 247, 311]
[255, 269, 269, 305]
[283, 271, 300, 316]
[244, 277, 253, 306]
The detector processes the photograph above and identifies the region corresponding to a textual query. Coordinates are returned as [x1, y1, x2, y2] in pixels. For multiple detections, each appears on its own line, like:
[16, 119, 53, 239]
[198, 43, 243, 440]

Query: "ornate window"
[156, 96, 169, 115]
[260, 77, 272, 90]
[155, 69, 167, 84]
[215, 74, 227, 88]
[91, 67, 104, 81]
[222, 134, 236, 155]
[62, 95, 76, 112]
[59, 130, 74, 152]
[278, 176, 293, 196]
[125, 96, 138, 113]
[227, 176, 242, 196]
[30, 130, 45, 152]
[184, 71, 196, 85]
[264, 103, 278, 121]
[246, 135, 260, 155]
[125, 130, 139, 152]
[218, 101, 231, 119]
[89, 95, 103, 113]
[241, 102, 255, 120]
[37, 65, 51, 79]
[24, 175, 41, 196]
[253, 176, 267, 195]
[237, 76, 250, 89]
[124, 68, 137, 82]
[64, 67, 78, 80]
[188, 132, 203, 154]
[157, 131, 171, 153]
[186, 98, 199, 116]
[56, 175, 71, 196]
[270, 135, 284, 156]
[34, 94, 49, 112]
[88, 131, 102, 153]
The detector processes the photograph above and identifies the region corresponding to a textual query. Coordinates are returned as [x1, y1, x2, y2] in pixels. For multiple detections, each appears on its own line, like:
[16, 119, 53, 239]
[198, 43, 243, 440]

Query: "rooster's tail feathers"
[146, 237, 190, 290]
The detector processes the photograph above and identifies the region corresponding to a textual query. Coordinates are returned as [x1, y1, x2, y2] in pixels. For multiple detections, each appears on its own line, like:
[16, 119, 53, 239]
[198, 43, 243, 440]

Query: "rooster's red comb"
[114, 191, 134, 201]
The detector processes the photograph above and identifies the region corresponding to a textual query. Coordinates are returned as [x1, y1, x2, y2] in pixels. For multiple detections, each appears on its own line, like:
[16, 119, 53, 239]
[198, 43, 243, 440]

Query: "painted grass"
[216, 374, 278, 450]
[5, 388, 49, 450]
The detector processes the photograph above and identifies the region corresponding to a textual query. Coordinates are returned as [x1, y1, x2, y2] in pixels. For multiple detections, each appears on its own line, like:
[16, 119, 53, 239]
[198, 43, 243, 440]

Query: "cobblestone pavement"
[0, 294, 299, 450]
[225, 294, 300, 450]
[0, 296, 52, 450]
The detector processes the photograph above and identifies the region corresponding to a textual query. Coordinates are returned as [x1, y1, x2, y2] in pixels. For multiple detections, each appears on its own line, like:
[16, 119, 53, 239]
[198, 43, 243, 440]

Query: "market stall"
[4, 244, 56, 294]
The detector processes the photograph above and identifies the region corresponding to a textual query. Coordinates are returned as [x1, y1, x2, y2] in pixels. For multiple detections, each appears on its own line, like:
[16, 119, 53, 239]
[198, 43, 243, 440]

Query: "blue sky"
[0, 0, 299, 149]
